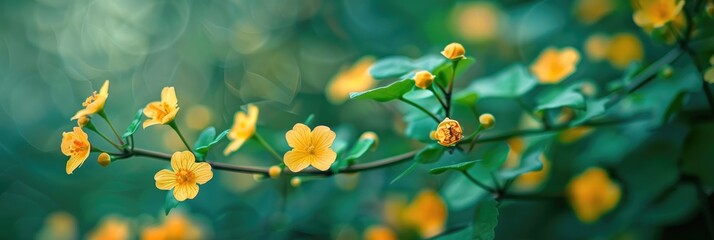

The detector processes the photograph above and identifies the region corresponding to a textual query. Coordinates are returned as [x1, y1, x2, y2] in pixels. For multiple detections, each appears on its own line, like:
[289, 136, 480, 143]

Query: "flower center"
[82, 92, 99, 107]
[175, 170, 195, 184]
[307, 145, 316, 154]
[70, 139, 89, 155]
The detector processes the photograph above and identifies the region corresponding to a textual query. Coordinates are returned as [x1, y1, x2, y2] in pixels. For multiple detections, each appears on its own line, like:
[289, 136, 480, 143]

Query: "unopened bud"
[97, 153, 111, 167]
[359, 131, 379, 150]
[268, 166, 282, 179]
[441, 43, 466, 60]
[413, 71, 435, 89]
[290, 177, 302, 187]
[78, 116, 90, 128]
[479, 114, 496, 129]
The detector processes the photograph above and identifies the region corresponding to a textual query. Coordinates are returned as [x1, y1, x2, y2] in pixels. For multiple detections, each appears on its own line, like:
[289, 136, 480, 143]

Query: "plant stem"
[398, 97, 441, 122]
[445, 60, 459, 118]
[428, 87, 448, 111]
[86, 124, 124, 150]
[461, 170, 495, 193]
[168, 121, 192, 152]
[98, 110, 124, 145]
[253, 131, 283, 162]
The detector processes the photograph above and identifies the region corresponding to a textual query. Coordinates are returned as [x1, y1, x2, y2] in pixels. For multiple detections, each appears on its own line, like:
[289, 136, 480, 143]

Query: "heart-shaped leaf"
[349, 79, 415, 102]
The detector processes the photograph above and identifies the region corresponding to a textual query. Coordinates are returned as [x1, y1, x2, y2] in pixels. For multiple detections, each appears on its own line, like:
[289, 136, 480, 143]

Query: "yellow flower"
[633, 0, 685, 28]
[574, 0, 614, 24]
[607, 33, 644, 69]
[584, 33, 611, 61]
[530, 47, 581, 84]
[326, 57, 377, 104]
[514, 154, 551, 190]
[87, 216, 130, 240]
[223, 104, 259, 155]
[71, 80, 109, 120]
[559, 126, 594, 144]
[441, 42, 466, 60]
[503, 137, 526, 169]
[479, 113, 495, 129]
[143, 87, 180, 128]
[290, 177, 302, 187]
[452, 2, 501, 42]
[363, 226, 397, 240]
[402, 189, 447, 238]
[413, 70, 435, 89]
[154, 151, 213, 201]
[36, 212, 77, 240]
[98, 152, 111, 167]
[283, 123, 337, 172]
[567, 167, 621, 223]
[140, 212, 203, 240]
[61, 127, 91, 175]
[433, 118, 463, 146]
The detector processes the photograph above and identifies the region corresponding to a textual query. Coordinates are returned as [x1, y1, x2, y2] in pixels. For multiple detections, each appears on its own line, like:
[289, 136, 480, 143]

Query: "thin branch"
[398, 97, 441, 122]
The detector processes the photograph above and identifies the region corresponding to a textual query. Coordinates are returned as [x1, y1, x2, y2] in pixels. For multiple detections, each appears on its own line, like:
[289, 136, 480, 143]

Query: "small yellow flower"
[77, 116, 90, 128]
[413, 70, 435, 89]
[584, 33, 611, 61]
[143, 87, 180, 128]
[87, 216, 130, 240]
[559, 126, 594, 144]
[514, 154, 551, 190]
[326, 57, 377, 104]
[140, 212, 203, 240]
[268, 165, 281, 178]
[61, 127, 91, 175]
[363, 226, 397, 240]
[607, 33, 644, 69]
[530, 47, 581, 84]
[283, 123, 337, 172]
[441, 43, 466, 60]
[433, 118, 463, 146]
[567, 167, 621, 223]
[36, 212, 77, 240]
[479, 113, 495, 129]
[71, 80, 109, 120]
[154, 151, 213, 201]
[402, 189, 447, 238]
[97, 153, 111, 167]
[633, 0, 685, 28]
[574, 0, 614, 24]
[452, 2, 501, 42]
[290, 177, 302, 187]
[223, 104, 259, 156]
[706, 67, 714, 84]
[503, 137, 526, 169]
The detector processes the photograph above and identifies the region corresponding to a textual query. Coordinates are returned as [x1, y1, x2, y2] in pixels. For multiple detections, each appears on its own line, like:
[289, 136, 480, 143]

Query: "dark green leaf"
[464, 65, 537, 99]
[433, 57, 475, 88]
[342, 138, 376, 163]
[472, 198, 499, 240]
[570, 98, 609, 126]
[369, 55, 447, 80]
[121, 108, 144, 141]
[430, 160, 478, 174]
[415, 144, 445, 163]
[433, 225, 473, 240]
[480, 143, 510, 171]
[390, 161, 419, 184]
[164, 190, 179, 215]
[194, 129, 230, 154]
[536, 85, 586, 112]
[499, 145, 543, 180]
[349, 79, 414, 102]
[661, 91, 687, 124]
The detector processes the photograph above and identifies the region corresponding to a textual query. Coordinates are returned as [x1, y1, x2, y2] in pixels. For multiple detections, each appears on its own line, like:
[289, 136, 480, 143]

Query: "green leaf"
[415, 144, 445, 163]
[193, 127, 217, 150]
[433, 57, 475, 88]
[390, 161, 419, 184]
[472, 198, 499, 240]
[480, 143, 509, 171]
[304, 114, 315, 127]
[164, 190, 179, 215]
[332, 137, 377, 173]
[349, 79, 414, 102]
[499, 145, 543, 180]
[430, 160, 478, 174]
[453, 90, 479, 106]
[369, 55, 447, 80]
[194, 129, 230, 155]
[121, 108, 144, 141]
[682, 122, 714, 186]
[570, 98, 609, 126]
[661, 91, 687, 124]
[433, 225, 473, 240]
[535, 85, 586, 112]
[464, 65, 537, 99]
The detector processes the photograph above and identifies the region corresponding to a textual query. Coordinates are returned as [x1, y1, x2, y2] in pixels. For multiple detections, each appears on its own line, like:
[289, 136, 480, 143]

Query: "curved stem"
[98, 110, 124, 145]
[168, 122, 192, 152]
[445, 60, 459, 118]
[461, 170, 495, 193]
[398, 97, 441, 123]
[253, 131, 283, 162]
[86, 124, 123, 150]
[428, 87, 448, 110]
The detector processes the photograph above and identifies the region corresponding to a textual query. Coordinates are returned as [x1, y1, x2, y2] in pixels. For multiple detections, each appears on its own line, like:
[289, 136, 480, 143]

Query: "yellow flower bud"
[290, 177, 302, 187]
[413, 71, 435, 89]
[77, 116, 90, 128]
[441, 43, 466, 60]
[433, 118, 463, 146]
[360, 131, 379, 149]
[268, 166, 282, 179]
[479, 114, 495, 129]
[660, 66, 674, 79]
[580, 81, 598, 97]
[97, 153, 111, 167]
[707, 2, 714, 18]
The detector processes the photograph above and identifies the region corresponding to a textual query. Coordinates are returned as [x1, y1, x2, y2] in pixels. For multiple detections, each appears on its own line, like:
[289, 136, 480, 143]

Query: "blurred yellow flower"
[633, 0, 685, 28]
[441, 43, 466, 60]
[363, 226, 397, 240]
[705, 55, 714, 84]
[514, 154, 551, 190]
[326, 57, 377, 104]
[36, 212, 77, 240]
[143, 87, 180, 128]
[290, 177, 302, 187]
[335, 173, 360, 191]
[559, 126, 594, 144]
[607, 33, 644, 69]
[574, 0, 614, 24]
[413, 70, 434, 89]
[71, 80, 109, 120]
[503, 137, 526, 169]
[87, 216, 130, 240]
[433, 118, 463, 146]
[567, 167, 621, 223]
[283, 123, 337, 172]
[184, 105, 212, 130]
[530, 47, 581, 84]
[584, 33, 611, 61]
[479, 113, 496, 129]
[452, 2, 501, 42]
[402, 189, 447, 238]
[223, 104, 259, 156]
[61, 127, 91, 175]
[141, 212, 203, 240]
[154, 151, 213, 201]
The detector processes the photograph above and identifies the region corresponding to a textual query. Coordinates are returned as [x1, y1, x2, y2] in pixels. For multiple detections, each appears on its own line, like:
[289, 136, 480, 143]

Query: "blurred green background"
[1, 0, 714, 239]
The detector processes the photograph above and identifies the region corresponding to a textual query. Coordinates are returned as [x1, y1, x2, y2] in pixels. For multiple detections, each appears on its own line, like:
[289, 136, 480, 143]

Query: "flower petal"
[284, 150, 311, 172]
[154, 169, 177, 190]
[311, 148, 337, 171]
[285, 123, 311, 150]
[171, 151, 195, 171]
[173, 183, 199, 201]
[223, 137, 247, 156]
[161, 87, 178, 108]
[161, 108, 179, 124]
[190, 162, 213, 184]
[66, 154, 87, 175]
[311, 126, 336, 150]
[70, 109, 92, 120]
[99, 80, 110, 96]
[246, 104, 259, 126]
